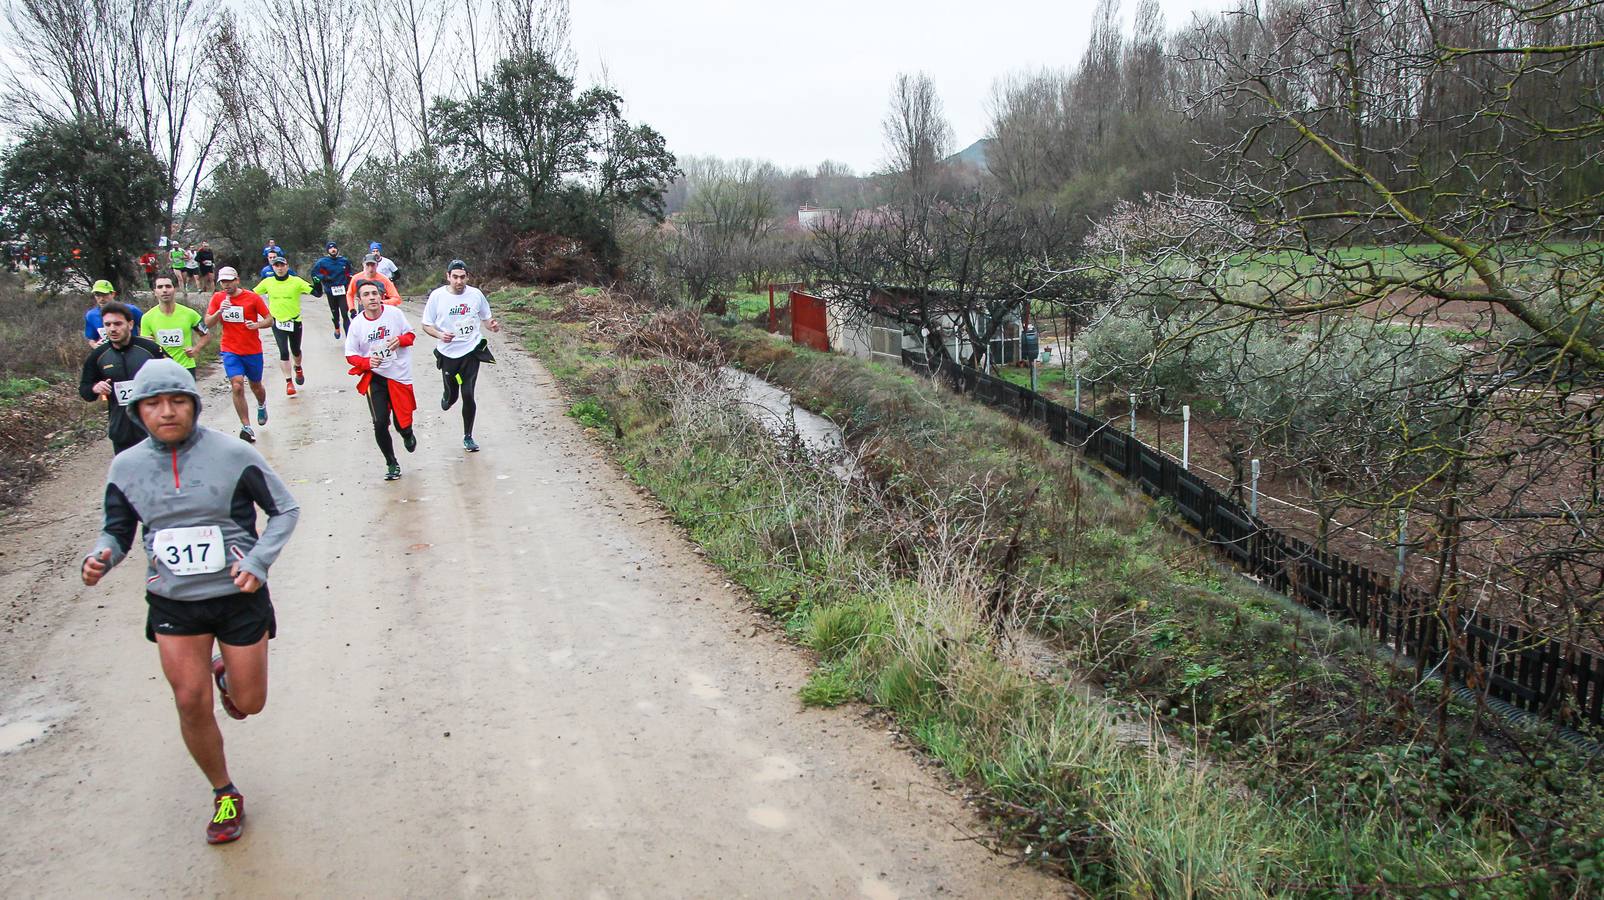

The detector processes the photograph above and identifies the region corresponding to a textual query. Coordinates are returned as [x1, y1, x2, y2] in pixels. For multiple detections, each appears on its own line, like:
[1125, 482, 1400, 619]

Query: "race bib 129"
[152, 525, 226, 576]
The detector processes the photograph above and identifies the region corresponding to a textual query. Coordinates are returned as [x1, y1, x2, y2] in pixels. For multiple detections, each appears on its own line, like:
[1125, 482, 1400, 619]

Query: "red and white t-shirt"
[206, 290, 271, 355]
[345, 306, 415, 383]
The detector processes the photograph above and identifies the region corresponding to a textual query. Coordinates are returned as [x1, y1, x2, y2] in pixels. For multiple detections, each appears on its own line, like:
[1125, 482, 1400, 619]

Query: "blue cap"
[326, 241, 337, 250]
[447, 259, 468, 273]
[369, 241, 382, 251]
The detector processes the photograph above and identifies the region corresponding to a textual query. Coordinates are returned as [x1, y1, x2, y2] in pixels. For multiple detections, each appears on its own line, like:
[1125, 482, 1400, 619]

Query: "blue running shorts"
[222, 351, 265, 383]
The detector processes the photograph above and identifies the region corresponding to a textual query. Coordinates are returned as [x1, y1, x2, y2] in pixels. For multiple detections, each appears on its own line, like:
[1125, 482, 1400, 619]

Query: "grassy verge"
[496, 284, 1604, 896]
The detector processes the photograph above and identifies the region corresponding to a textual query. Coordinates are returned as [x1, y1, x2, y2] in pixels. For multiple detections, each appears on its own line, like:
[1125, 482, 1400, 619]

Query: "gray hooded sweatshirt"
[88, 359, 300, 601]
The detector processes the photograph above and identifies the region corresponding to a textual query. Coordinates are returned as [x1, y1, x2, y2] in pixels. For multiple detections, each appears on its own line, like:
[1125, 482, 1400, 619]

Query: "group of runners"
[76, 249, 501, 843]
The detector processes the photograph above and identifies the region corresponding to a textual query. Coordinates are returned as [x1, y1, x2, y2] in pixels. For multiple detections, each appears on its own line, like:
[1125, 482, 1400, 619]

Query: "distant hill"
[946, 138, 992, 170]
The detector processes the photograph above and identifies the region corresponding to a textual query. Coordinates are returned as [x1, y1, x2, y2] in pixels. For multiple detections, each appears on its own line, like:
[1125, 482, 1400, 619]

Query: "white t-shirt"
[422, 285, 492, 359]
[345, 306, 414, 384]
[375, 257, 398, 280]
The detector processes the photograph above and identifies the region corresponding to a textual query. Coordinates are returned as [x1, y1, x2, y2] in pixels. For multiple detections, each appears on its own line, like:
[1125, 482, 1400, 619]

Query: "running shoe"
[285, 380, 296, 397]
[384, 464, 402, 481]
[207, 791, 245, 844]
[463, 436, 480, 453]
[294, 366, 305, 386]
[238, 426, 255, 443]
[256, 406, 268, 426]
[440, 390, 452, 411]
[333, 329, 341, 340]
[402, 430, 417, 453]
[211, 654, 246, 720]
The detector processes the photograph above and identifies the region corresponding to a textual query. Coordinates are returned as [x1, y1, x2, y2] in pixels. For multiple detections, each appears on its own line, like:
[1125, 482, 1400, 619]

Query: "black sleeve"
[79, 346, 104, 401]
[103, 482, 140, 554]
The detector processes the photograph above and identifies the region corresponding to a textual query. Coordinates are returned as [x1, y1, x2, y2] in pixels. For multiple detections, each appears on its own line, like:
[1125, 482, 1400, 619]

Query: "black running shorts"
[145, 588, 277, 645]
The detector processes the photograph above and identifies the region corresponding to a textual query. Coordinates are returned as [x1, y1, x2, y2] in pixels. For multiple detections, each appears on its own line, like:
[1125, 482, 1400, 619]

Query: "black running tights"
[327, 295, 351, 333]
[366, 373, 412, 466]
[440, 351, 482, 437]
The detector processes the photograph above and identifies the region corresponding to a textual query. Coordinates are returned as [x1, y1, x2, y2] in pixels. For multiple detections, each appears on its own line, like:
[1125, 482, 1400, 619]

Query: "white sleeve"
[478, 290, 493, 320]
[421, 292, 441, 329]
[344, 320, 362, 356]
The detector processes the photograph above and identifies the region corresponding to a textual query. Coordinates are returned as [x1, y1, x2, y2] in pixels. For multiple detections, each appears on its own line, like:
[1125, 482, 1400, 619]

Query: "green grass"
[799, 663, 857, 707]
[501, 288, 1604, 895]
[727, 291, 771, 320]
[568, 398, 610, 429]
[0, 376, 52, 405]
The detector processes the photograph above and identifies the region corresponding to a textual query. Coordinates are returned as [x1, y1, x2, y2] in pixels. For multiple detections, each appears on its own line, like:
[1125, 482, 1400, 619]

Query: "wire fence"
[905, 351, 1604, 731]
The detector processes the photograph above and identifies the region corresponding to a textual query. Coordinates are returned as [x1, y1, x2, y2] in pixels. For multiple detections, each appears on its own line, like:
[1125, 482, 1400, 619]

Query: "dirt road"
[0, 302, 1062, 898]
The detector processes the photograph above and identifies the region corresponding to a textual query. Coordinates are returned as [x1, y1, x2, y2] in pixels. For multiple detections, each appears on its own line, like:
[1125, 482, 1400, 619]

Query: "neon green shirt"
[140, 303, 206, 369]
[168, 248, 185, 269]
[252, 275, 315, 322]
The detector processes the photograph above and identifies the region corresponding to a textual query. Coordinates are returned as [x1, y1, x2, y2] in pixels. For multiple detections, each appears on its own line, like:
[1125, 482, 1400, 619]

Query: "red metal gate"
[790, 290, 829, 352]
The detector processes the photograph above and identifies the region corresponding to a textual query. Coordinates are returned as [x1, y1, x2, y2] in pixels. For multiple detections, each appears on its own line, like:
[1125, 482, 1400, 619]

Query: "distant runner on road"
[369, 242, 399, 283]
[138, 249, 160, 290]
[346, 254, 400, 310]
[84, 279, 143, 348]
[203, 267, 273, 442]
[168, 246, 188, 292]
[421, 259, 498, 452]
[140, 274, 210, 372]
[79, 359, 300, 846]
[252, 258, 314, 397]
[345, 280, 418, 481]
[78, 301, 166, 455]
[310, 241, 354, 339]
[195, 241, 216, 292]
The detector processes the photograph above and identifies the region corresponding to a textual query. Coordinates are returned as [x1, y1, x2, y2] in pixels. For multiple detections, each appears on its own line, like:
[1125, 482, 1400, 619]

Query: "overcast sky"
[566, 0, 1231, 175]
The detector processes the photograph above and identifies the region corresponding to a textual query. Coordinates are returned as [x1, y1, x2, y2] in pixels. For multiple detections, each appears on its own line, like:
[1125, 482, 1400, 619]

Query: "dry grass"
[0, 276, 106, 508]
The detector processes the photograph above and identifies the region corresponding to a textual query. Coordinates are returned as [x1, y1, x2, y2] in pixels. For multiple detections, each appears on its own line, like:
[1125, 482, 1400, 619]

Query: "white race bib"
[221, 305, 245, 323]
[453, 319, 478, 338]
[371, 346, 395, 363]
[330, 284, 346, 297]
[157, 328, 184, 348]
[274, 319, 297, 332]
[152, 526, 226, 576]
[113, 380, 136, 405]
[96, 326, 109, 343]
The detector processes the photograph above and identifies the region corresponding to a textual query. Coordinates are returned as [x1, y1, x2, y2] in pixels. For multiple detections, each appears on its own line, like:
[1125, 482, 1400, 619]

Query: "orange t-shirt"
[346, 272, 401, 310]
[206, 290, 272, 355]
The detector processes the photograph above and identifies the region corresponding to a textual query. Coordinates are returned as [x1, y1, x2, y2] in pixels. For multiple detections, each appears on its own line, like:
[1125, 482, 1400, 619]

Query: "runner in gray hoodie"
[80, 358, 300, 845]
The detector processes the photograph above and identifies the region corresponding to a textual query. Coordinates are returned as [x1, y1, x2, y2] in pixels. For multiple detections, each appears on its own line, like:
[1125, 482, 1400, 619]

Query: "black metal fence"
[906, 352, 1604, 730]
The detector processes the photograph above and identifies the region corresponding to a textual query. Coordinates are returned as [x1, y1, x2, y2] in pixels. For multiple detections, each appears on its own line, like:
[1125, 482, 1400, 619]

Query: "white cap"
[217, 266, 239, 281]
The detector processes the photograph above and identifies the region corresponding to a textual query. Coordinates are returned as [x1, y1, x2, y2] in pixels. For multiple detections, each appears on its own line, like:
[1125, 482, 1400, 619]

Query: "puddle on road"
[860, 877, 900, 900]
[0, 720, 47, 753]
[686, 671, 723, 700]
[746, 806, 789, 830]
[720, 369, 858, 480]
[752, 755, 802, 783]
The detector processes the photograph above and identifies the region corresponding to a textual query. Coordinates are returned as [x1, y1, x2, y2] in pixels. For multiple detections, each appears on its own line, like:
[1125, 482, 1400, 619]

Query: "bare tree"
[262, 0, 377, 184]
[2, 0, 223, 235]
[881, 71, 952, 195]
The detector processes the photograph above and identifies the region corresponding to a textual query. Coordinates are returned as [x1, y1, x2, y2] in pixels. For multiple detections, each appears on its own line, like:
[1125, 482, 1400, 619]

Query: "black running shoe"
[402, 430, 417, 453]
[239, 426, 255, 443]
[463, 436, 480, 452]
[384, 464, 402, 481]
